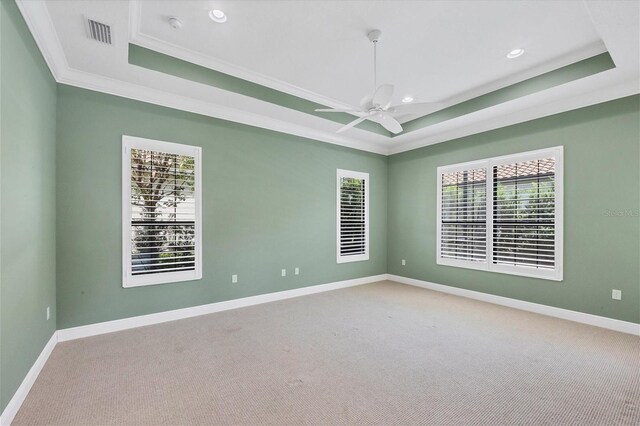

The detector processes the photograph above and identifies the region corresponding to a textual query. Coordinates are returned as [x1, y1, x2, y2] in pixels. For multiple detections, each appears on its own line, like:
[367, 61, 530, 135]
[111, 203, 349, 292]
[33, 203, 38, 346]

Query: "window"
[122, 136, 202, 287]
[337, 169, 369, 263]
[437, 147, 563, 281]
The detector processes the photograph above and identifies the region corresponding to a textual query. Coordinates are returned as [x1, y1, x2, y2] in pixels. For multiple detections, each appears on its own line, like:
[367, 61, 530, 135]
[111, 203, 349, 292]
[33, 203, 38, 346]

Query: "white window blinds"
[122, 136, 202, 288]
[492, 157, 556, 271]
[440, 167, 487, 263]
[437, 147, 563, 281]
[337, 169, 369, 263]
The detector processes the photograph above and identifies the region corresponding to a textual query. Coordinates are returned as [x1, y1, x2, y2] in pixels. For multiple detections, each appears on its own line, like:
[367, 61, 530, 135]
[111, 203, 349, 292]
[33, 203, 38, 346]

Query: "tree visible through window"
[441, 168, 486, 262]
[123, 136, 201, 288]
[130, 149, 196, 275]
[437, 147, 563, 281]
[337, 169, 369, 263]
[492, 158, 556, 269]
[339, 177, 366, 256]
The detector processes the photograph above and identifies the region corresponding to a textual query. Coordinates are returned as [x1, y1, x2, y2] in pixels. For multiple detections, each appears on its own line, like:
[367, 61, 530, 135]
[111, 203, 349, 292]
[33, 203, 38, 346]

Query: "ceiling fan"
[316, 29, 439, 134]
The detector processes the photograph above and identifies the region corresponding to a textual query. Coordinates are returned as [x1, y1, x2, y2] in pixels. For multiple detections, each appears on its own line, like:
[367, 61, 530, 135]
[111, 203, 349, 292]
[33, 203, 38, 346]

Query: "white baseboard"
[0, 332, 58, 426]
[2, 274, 387, 424]
[388, 274, 640, 336]
[4, 273, 636, 425]
[58, 274, 388, 342]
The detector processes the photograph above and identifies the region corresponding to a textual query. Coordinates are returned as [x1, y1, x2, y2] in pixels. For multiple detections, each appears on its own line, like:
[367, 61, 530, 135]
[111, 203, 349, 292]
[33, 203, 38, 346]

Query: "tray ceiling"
[16, 0, 640, 155]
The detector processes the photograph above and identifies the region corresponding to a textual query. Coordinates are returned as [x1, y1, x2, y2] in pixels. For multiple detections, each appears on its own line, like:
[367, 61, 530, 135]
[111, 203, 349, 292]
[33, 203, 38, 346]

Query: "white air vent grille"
[87, 18, 112, 44]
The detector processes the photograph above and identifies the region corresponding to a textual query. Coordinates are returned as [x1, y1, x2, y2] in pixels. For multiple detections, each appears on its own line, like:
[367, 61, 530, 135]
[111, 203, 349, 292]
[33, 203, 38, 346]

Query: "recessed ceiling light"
[209, 9, 227, 23]
[401, 96, 414, 103]
[168, 17, 183, 29]
[507, 48, 525, 59]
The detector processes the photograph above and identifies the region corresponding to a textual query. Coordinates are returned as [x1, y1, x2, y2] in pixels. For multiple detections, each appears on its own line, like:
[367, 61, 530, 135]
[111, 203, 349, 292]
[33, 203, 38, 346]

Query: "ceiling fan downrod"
[368, 29, 382, 95]
[313, 28, 438, 135]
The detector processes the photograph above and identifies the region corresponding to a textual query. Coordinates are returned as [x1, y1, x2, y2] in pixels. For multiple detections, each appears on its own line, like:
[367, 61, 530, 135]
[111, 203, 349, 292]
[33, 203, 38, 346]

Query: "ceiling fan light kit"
[315, 29, 438, 135]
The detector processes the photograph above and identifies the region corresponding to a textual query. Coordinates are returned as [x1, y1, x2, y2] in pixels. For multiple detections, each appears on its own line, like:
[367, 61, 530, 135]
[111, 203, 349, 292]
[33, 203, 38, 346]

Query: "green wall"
[0, 0, 57, 413]
[388, 95, 640, 324]
[55, 85, 388, 329]
[2, 0, 639, 414]
[129, 44, 390, 136]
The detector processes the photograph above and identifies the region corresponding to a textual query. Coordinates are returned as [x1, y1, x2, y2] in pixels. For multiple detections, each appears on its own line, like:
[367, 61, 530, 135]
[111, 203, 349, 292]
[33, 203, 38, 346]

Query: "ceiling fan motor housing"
[314, 28, 433, 135]
[367, 29, 382, 43]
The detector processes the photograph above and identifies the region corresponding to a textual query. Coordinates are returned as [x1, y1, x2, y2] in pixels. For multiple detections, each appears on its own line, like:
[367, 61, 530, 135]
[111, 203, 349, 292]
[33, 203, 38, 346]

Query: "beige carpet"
[13, 281, 640, 425]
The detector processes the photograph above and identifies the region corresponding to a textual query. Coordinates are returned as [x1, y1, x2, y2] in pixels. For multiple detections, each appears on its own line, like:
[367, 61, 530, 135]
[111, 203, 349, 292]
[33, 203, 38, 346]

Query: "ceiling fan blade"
[388, 102, 439, 114]
[372, 84, 394, 108]
[378, 113, 403, 134]
[315, 108, 364, 113]
[387, 102, 442, 115]
[359, 96, 373, 110]
[336, 115, 369, 133]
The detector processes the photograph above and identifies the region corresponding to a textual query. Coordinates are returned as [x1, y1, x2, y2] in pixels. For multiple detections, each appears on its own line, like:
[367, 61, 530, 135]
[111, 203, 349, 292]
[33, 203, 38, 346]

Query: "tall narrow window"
[437, 147, 563, 281]
[122, 136, 202, 288]
[337, 169, 369, 263]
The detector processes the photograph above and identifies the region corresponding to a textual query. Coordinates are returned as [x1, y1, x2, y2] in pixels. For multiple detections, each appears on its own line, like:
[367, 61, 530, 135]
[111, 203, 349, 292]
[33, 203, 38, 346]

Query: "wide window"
[337, 169, 369, 263]
[437, 147, 563, 281]
[122, 136, 202, 287]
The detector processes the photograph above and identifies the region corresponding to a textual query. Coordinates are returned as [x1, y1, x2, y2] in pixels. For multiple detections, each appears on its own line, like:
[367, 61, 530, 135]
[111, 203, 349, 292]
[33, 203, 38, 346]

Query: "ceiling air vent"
[86, 18, 112, 45]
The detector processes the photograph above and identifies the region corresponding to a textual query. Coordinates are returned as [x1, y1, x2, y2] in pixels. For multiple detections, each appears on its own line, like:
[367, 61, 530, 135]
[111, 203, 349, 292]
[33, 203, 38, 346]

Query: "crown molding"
[387, 75, 640, 155]
[129, 1, 359, 115]
[15, 0, 639, 158]
[15, 0, 68, 80]
[16, 0, 391, 156]
[58, 66, 391, 155]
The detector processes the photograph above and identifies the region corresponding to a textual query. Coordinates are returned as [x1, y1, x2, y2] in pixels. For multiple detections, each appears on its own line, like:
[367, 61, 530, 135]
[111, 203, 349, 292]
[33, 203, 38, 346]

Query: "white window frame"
[337, 169, 370, 264]
[437, 146, 563, 281]
[122, 135, 202, 288]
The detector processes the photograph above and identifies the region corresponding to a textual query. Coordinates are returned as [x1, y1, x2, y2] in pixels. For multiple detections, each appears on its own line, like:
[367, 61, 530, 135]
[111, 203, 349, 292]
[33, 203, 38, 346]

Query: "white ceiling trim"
[393, 40, 607, 125]
[16, 0, 67, 81]
[60, 67, 391, 155]
[16, 0, 389, 155]
[128, 0, 359, 115]
[387, 77, 639, 155]
[15, 0, 640, 157]
[130, 0, 609, 128]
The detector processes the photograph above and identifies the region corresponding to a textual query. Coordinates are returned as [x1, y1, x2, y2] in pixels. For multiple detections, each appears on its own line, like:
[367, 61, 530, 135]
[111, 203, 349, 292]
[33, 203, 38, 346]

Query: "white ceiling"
[136, 0, 605, 108]
[16, 0, 640, 155]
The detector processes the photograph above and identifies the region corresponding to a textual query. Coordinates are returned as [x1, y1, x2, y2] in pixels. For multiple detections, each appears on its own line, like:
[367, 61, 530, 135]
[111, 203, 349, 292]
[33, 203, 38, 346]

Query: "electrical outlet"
[612, 289, 622, 300]
[281, 269, 287, 277]
[402, 259, 406, 266]
[46, 306, 50, 321]
[231, 274, 238, 284]
[295, 267, 300, 275]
